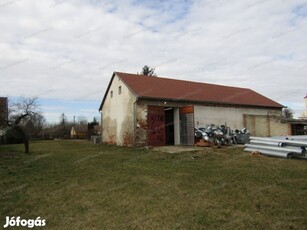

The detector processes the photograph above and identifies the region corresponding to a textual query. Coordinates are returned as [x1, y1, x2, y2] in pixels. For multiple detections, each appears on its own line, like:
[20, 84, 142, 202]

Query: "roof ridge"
[114, 71, 250, 91]
[97, 71, 283, 110]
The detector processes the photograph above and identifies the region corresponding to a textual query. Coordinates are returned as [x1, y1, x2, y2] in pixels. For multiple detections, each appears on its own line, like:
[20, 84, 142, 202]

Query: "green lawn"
[0, 141, 306, 229]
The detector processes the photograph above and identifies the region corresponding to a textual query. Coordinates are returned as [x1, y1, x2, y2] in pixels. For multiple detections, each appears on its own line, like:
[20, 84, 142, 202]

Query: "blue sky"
[40, 98, 101, 124]
[1, 0, 307, 123]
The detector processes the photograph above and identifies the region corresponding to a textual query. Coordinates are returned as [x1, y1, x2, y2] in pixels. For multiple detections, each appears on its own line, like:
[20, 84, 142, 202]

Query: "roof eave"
[115, 72, 139, 98]
[138, 96, 284, 109]
[98, 72, 116, 112]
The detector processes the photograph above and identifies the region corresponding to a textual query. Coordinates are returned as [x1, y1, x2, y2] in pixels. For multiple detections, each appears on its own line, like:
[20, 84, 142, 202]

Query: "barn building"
[99, 72, 289, 146]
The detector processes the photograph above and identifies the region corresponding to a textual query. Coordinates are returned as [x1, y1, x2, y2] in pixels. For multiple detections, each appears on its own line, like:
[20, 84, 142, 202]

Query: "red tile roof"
[99, 72, 283, 110]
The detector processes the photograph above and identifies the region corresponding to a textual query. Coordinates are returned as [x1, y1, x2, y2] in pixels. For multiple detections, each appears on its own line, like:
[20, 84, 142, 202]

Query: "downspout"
[133, 97, 139, 147]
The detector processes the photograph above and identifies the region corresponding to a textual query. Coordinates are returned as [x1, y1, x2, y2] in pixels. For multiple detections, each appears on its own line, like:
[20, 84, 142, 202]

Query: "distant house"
[70, 126, 88, 139]
[287, 95, 307, 135]
[299, 95, 307, 119]
[99, 72, 289, 147]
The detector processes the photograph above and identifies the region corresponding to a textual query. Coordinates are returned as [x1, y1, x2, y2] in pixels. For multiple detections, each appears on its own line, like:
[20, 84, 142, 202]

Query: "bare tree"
[1, 97, 42, 153]
[57, 113, 69, 138]
[282, 107, 294, 119]
[25, 113, 47, 139]
[140, 65, 157, 77]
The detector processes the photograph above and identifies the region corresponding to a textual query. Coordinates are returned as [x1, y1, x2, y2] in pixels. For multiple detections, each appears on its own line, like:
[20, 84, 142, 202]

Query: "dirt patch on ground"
[153, 146, 203, 153]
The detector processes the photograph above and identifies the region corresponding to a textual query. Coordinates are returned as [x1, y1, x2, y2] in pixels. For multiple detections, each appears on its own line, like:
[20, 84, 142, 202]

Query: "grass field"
[0, 140, 306, 229]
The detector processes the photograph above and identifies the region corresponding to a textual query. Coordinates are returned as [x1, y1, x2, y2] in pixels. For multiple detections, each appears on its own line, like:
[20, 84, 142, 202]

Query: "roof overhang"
[137, 96, 284, 110]
[99, 71, 284, 111]
[98, 72, 116, 112]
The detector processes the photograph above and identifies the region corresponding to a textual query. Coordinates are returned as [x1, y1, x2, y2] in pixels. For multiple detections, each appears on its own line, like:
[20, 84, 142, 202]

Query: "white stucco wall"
[300, 97, 307, 118]
[102, 75, 136, 145]
[194, 105, 282, 130]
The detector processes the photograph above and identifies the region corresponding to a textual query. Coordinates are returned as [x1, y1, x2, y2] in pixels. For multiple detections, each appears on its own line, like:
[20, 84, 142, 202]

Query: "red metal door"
[147, 106, 165, 146]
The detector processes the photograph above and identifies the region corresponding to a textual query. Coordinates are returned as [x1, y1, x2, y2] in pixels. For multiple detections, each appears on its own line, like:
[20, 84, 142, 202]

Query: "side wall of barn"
[101, 75, 136, 146]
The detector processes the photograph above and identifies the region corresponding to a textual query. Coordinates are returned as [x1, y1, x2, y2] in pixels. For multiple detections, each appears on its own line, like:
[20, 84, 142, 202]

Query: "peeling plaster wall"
[243, 114, 291, 136]
[135, 102, 148, 147]
[194, 105, 282, 130]
[102, 75, 136, 146]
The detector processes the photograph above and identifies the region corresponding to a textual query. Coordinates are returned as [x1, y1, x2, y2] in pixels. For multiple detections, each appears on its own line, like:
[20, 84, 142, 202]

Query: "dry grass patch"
[0, 141, 306, 229]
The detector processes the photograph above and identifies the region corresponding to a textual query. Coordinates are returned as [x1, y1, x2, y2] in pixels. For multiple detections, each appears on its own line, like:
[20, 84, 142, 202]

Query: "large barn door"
[147, 106, 165, 146]
[180, 106, 194, 145]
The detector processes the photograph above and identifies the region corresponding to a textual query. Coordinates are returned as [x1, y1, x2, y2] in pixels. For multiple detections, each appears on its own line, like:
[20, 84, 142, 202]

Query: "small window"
[110, 91, 113, 98]
[118, 86, 122, 95]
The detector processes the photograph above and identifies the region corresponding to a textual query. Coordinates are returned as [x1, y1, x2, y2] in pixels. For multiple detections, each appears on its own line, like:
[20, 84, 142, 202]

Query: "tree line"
[43, 113, 99, 140]
[0, 97, 99, 153]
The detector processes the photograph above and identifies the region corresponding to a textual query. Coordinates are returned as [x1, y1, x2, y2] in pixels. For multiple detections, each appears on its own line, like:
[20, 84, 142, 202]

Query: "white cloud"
[0, 0, 307, 121]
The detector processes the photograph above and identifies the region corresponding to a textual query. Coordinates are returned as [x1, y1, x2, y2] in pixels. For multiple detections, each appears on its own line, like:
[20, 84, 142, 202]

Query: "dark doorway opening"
[165, 107, 174, 145]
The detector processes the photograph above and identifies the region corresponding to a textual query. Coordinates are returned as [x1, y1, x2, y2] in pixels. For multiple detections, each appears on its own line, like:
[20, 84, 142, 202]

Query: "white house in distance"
[299, 95, 307, 119]
[99, 72, 289, 147]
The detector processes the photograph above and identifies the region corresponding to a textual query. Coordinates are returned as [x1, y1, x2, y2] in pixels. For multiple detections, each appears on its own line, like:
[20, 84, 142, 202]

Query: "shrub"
[4, 127, 25, 144]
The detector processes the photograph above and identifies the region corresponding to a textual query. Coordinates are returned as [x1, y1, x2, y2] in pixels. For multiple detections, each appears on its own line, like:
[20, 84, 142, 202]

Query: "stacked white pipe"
[244, 136, 307, 159]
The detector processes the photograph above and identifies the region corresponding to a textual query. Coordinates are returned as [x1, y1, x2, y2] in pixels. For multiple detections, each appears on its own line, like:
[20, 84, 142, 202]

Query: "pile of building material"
[244, 136, 307, 159]
[195, 125, 233, 147]
[195, 125, 250, 147]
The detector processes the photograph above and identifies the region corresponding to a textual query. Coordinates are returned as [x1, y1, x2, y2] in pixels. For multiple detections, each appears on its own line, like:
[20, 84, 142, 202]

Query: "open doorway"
[165, 107, 174, 145]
